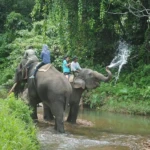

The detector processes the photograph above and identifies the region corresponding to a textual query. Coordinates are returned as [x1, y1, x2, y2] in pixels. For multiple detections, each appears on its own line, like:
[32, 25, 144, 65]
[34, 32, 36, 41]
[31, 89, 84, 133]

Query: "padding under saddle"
[69, 74, 74, 83]
[38, 64, 52, 72]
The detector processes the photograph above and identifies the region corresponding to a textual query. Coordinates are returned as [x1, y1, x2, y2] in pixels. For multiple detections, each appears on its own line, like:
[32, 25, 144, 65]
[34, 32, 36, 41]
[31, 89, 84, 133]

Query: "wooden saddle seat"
[38, 64, 52, 72]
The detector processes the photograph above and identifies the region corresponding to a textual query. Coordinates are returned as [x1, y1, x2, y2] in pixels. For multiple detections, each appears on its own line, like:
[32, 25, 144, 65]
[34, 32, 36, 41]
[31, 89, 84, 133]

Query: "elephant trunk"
[93, 67, 112, 82]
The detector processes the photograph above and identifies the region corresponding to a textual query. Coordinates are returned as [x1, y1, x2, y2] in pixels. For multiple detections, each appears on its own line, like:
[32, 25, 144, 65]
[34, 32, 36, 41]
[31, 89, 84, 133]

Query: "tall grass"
[0, 94, 40, 150]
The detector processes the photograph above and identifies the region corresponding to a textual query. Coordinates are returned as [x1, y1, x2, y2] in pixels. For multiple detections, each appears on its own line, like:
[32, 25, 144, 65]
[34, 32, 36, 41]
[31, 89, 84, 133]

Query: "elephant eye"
[88, 72, 93, 77]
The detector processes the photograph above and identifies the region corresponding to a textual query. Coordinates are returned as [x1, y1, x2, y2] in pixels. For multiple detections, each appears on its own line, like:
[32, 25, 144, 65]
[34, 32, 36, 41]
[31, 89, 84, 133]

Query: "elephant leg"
[54, 119, 57, 130]
[67, 107, 72, 122]
[50, 102, 65, 133]
[67, 103, 79, 124]
[28, 99, 38, 120]
[31, 104, 38, 120]
[55, 115, 64, 133]
[43, 103, 54, 121]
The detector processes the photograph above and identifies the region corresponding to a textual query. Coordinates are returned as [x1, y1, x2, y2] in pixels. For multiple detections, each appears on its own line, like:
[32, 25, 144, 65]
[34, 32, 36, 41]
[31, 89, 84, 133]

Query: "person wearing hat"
[62, 55, 71, 79]
[29, 44, 51, 78]
[71, 56, 82, 76]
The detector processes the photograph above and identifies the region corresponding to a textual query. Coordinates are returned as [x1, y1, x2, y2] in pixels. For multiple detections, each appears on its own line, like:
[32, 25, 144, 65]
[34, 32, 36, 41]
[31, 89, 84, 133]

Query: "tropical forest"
[0, 0, 150, 149]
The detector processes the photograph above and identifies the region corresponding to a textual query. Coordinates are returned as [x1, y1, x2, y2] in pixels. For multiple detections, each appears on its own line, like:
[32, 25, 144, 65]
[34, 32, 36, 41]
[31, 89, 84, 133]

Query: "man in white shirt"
[71, 56, 82, 75]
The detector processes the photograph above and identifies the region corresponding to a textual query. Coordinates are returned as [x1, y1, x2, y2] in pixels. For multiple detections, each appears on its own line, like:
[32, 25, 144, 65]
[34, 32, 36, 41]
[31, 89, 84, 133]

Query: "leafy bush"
[0, 87, 8, 99]
[0, 94, 40, 150]
[84, 78, 150, 115]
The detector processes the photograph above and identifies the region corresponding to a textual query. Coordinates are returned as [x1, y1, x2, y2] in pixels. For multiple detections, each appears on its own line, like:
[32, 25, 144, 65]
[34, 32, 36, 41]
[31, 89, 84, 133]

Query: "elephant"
[13, 61, 72, 133]
[43, 67, 112, 124]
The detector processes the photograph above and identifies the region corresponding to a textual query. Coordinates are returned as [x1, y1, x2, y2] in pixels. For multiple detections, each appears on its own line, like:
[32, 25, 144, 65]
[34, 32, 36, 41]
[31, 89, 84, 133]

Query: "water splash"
[108, 41, 131, 83]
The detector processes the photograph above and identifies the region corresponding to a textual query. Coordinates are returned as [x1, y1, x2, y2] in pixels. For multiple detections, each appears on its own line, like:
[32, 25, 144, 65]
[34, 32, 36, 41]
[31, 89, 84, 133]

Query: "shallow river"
[37, 108, 150, 150]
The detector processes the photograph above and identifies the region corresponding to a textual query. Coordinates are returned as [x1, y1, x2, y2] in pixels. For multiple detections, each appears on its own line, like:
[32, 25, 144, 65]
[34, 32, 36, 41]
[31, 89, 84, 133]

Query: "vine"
[100, 0, 106, 25]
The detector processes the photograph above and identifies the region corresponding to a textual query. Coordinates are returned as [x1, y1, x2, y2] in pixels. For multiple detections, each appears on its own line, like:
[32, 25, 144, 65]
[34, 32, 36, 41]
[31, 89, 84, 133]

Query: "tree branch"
[104, 0, 150, 18]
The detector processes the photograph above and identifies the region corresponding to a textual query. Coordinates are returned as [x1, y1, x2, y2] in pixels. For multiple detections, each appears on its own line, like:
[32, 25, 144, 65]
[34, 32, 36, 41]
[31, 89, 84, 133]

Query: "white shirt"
[71, 61, 81, 71]
[23, 49, 37, 60]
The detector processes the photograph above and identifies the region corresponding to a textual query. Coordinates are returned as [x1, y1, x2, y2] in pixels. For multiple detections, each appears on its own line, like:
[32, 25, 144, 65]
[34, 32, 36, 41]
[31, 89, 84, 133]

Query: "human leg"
[34, 62, 45, 76]
[30, 62, 45, 78]
[64, 72, 70, 80]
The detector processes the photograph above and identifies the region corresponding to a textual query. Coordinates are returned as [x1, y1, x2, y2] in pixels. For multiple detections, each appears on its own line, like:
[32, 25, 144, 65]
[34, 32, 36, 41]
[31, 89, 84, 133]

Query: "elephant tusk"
[8, 83, 17, 96]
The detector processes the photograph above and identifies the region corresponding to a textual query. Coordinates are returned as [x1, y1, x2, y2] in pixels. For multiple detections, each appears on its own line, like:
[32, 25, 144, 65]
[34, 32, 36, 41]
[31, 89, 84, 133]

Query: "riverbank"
[83, 82, 150, 116]
[84, 97, 150, 116]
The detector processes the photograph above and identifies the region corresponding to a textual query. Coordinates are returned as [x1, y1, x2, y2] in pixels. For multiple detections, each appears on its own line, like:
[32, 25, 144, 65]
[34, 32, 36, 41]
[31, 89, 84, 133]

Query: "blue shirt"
[63, 60, 70, 73]
[40, 50, 50, 64]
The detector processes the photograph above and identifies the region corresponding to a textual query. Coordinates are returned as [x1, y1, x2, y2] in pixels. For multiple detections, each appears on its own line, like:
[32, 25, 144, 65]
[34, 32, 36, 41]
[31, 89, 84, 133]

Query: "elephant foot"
[55, 118, 65, 133]
[70, 121, 76, 124]
[54, 125, 65, 133]
[55, 128, 65, 133]
[66, 119, 76, 124]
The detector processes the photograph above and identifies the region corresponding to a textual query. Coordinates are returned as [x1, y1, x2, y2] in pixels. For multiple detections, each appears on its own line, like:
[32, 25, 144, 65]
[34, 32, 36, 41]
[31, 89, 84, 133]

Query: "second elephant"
[44, 67, 112, 124]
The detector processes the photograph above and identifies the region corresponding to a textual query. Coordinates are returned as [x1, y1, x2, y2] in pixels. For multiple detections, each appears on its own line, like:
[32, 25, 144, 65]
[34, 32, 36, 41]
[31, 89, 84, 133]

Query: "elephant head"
[73, 67, 112, 89]
[13, 59, 29, 97]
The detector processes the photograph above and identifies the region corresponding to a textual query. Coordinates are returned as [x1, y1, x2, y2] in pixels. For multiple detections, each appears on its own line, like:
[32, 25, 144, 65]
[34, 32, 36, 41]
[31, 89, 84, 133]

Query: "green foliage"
[0, 94, 39, 150]
[0, 21, 53, 84]
[52, 55, 63, 71]
[0, 0, 34, 33]
[100, 0, 106, 24]
[101, 98, 150, 115]
[123, 64, 150, 87]
[0, 87, 7, 99]
[5, 12, 27, 31]
[0, 0, 150, 116]
[84, 72, 150, 115]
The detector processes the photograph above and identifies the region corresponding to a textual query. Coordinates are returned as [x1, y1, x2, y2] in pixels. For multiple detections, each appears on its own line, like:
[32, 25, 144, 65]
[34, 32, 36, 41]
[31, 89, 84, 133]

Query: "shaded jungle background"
[0, 0, 150, 114]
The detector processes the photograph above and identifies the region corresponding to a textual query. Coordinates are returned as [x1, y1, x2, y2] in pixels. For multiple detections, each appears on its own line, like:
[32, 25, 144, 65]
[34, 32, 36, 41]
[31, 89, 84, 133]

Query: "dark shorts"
[64, 72, 71, 75]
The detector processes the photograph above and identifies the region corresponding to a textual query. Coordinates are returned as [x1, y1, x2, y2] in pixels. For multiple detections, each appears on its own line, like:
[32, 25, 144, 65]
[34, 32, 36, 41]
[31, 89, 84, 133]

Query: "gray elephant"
[44, 67, 112, 124]
[13, 62, 72, 133]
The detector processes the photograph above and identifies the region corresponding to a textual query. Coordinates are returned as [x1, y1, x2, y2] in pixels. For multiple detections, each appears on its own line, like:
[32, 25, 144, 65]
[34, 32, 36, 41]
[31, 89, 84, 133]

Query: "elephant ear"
[73, 78, 85, 89]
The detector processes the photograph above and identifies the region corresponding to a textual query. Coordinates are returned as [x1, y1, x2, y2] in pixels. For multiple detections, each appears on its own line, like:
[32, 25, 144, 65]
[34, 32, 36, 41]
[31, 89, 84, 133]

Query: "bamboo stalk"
[8, 83, 17, 96]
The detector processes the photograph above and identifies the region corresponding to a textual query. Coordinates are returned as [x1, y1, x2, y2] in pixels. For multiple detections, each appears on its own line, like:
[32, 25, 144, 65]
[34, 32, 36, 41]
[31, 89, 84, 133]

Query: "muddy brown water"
[37, 107, 150, 150]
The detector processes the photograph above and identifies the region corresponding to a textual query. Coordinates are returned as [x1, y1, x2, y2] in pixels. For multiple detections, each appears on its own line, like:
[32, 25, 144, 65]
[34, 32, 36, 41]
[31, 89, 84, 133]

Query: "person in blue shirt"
[62, 56, 71, 79]
[30, 44, 51, 78]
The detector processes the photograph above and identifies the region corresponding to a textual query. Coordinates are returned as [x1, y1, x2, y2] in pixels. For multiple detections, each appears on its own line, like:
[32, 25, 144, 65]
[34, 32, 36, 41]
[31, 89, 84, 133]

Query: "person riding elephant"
[62, 55, 71, 80]
[29, 44, 51, 79]
[71, 56, 82, 76]
[43, 66, 112, 124]
[12, 53, 72, 133]
[21, 46, 39, 79]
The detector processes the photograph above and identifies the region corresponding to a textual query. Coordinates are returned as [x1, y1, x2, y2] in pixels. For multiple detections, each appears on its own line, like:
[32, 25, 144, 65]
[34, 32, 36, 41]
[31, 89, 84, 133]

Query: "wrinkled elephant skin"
[44, 67, 112, 124]
[14, 62, 72, 133]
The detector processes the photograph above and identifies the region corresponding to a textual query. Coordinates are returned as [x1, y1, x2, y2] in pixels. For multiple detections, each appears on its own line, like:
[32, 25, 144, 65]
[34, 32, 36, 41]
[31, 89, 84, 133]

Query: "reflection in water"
[37, 108, 150, 150]
[78, 109, 150, 135]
